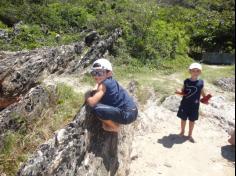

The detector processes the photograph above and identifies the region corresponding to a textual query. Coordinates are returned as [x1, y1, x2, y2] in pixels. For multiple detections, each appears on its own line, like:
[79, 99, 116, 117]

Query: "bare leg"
[101, 120, 120, 133]
[228, 131, 235, 146]
[188, 121, 195, 143]
[180, 120, 186, 136]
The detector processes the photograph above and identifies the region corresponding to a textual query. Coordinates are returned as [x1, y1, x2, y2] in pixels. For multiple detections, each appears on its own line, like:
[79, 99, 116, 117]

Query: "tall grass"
[0, 84, 84, 176]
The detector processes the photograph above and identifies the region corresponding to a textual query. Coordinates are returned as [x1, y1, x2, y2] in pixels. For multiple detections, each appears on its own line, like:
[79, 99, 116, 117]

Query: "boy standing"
[176, 63, 210, 143]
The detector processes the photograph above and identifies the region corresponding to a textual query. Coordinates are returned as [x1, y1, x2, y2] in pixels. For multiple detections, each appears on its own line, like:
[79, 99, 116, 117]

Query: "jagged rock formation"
[0, 85, 55, 149]
[201, 96, 235, 133]
[85, 31, 100, 47]
[162, 95, 235, 133]
[0, 29, 137, 176]
[0, 29, 123, 137]
[0, 29, 122, 98]
[17, 81, 138, 176]
[214, 77, 235, 92]
[162, 95, 182, 112]
[70, 28, 122, 73]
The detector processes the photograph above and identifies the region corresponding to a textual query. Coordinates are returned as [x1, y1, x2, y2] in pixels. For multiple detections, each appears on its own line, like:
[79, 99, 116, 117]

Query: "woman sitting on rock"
[86, 59, 138, 132]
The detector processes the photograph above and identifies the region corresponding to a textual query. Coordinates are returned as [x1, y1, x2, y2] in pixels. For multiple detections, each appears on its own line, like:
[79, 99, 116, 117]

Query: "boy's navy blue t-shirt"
[100, 77, 136, 110]
[180, 79, 204, 110]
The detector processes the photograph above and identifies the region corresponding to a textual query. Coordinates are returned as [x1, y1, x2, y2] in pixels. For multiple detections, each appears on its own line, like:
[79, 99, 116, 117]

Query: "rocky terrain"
[0, 29, 138, 176]
[214, 78, 235, 92]
[0, 29, 121, 137]
[0, 29, 235, 176]
[129, 94, 235, 176]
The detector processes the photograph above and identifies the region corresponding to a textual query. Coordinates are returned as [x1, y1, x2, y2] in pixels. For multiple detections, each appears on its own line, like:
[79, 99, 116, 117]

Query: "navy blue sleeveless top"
[180, 79, 204, 109]
[100, 77, 136, 110]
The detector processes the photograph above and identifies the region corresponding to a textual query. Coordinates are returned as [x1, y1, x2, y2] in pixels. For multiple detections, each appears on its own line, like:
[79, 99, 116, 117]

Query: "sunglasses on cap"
[91, 70, 106, 77]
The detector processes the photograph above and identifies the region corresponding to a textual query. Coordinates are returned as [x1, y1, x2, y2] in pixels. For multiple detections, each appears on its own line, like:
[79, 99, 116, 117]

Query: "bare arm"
[86, 83, 106, 107]
[175, 86, 184, 94]
[201, 88, 207, 97]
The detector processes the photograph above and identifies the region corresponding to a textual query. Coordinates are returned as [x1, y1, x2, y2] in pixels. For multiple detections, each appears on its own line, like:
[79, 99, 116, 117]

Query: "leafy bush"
[156, 5, 235, 54]
[145, 20, 190, 60]
[0, 21, 8, 29]
[0, 0, 235, 69]
[12, 24, 45, 49]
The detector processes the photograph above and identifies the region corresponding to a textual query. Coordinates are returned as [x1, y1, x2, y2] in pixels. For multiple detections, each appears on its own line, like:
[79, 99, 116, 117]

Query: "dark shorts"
[92, 104, 138, 125]
[177, 106, 199, 122]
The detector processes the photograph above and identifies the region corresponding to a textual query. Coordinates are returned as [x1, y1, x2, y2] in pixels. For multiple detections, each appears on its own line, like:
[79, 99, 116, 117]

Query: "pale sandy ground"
[129, 103, 235, 176]
[129, 65, 235, 176]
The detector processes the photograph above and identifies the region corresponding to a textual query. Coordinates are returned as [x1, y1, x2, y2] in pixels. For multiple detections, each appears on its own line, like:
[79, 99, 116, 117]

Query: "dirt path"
[129, 102, 235, 176]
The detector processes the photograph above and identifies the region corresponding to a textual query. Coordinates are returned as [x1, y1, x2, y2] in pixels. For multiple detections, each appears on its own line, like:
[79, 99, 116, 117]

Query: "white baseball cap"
[189, 63, 202, 71]
[92, 58, 113, 71]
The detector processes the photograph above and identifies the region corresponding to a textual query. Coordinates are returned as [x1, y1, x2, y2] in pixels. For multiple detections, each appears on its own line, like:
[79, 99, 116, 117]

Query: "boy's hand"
[93, 84, 99, 91]
[175, 89, 187, 96]
[200, 94, 212, 105]
[86, 83, 106, 107]
[85, 90, 97, 100]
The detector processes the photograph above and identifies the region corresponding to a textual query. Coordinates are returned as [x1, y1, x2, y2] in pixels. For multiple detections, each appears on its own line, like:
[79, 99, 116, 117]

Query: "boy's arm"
[86, 83, 106, 107]
[175, 88, 184, 94]
[201, 88, 207, 97]
[176, 80, 186, 95]
[200, 88, 212, 104]
[175, 86, 185, 95]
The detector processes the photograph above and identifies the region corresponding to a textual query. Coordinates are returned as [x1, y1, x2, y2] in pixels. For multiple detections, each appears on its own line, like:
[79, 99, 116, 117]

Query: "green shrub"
[0, 21, 8, 29]
[0, 132, 26, 176]
[25, 3, 95, 32]
[11, 24, 44, 49]
[0, 0, 235, 61]
[145, 20, 190, 60]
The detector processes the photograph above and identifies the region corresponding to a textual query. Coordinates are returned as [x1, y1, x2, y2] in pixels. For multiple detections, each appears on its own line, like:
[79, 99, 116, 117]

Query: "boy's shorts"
[177, 106, 199, 122]
[92, 104, 138, 125]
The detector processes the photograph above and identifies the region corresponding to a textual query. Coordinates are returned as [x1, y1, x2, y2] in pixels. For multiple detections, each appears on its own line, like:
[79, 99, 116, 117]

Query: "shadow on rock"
[221, 145, 235, 162]
[158, 134, 188, 148]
